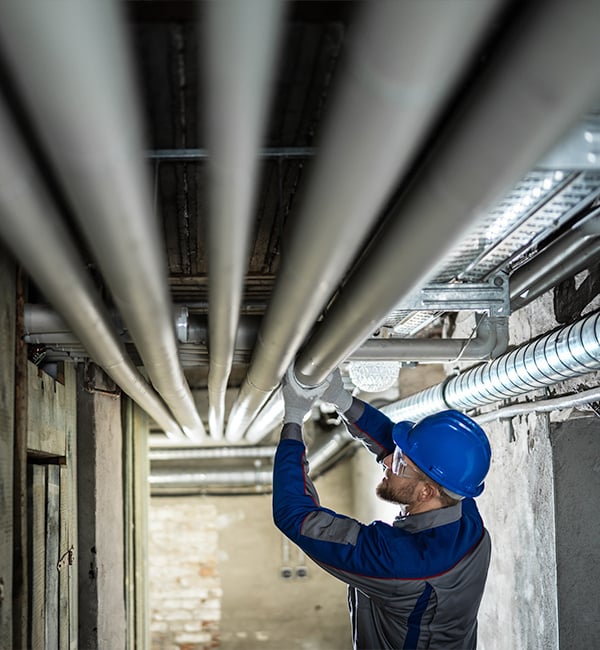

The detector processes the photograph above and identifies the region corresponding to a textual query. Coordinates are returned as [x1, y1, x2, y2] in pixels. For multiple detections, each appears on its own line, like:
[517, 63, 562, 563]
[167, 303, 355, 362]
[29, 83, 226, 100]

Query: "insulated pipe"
[0, 0, 206, 440]
[225, 0, 506, 440]
[0, 97, 184, 439]
[149, 446, 277, 462]
[294, 0, 600, 389]
[382, 310, 600, 423]
[510, 209, 600, 310]
[474, 385, 600, 424]
[24, 304, 508, 365]
[149, 427, 354, 491]
[351, 316, 509, 363]
[150, 469, 274, 489]
[204, 0, 284, 439]
[245, 389, 285, 444]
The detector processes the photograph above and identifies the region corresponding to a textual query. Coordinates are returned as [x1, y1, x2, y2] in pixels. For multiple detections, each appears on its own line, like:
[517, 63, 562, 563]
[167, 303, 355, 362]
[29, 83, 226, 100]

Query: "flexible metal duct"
[225, 0, 506, 440]
[294, 0, 600, 389]
[0, 96, 184, 439]
[382, 310, 600, 422]
[0, 0, 205, 440]
[204, 0, 284, 439]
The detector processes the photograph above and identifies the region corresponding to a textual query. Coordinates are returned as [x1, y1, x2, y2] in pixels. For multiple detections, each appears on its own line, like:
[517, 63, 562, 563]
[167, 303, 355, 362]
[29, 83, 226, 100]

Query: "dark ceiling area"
[130, 1, 361, 305]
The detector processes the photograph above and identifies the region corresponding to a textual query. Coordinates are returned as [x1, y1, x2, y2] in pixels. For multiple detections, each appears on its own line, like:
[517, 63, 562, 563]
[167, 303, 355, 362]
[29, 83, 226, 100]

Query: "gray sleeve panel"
[300, 510, 362, 546]
[345, 420, 389, 459]
[279, 421, 303, 442]
[343, 397, 365, 424]
[302, 456, 321, 506]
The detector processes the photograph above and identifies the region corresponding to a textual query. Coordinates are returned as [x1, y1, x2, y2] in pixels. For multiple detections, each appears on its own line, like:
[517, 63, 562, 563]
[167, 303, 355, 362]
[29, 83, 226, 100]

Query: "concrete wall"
[477, 414, 558, 649]
[449, 280, 600, 650]
[551, 416, 600, 648]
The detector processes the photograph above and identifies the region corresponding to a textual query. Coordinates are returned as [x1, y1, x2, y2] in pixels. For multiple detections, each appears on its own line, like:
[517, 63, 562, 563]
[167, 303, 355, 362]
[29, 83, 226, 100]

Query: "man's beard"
[376, 476, 418, 508]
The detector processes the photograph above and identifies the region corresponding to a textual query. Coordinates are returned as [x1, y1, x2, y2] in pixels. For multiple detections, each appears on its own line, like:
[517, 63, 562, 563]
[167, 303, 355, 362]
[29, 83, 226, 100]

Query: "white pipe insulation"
[0, 0, 206, 440]
[294, 0, 600, 388]
[0, 97, 184, 439]
[203, 0, 285, 439]
[225, 0, 508, 440]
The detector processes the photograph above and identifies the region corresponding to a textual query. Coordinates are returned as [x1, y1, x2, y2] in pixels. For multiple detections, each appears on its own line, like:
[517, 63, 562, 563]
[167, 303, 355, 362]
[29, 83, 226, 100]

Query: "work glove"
[281, 365, 332, 425]
[319, 368, 353, 413]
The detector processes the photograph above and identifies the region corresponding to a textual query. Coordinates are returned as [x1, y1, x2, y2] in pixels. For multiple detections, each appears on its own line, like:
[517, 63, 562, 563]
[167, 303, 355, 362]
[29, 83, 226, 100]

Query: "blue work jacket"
[273, 400, 491, 650]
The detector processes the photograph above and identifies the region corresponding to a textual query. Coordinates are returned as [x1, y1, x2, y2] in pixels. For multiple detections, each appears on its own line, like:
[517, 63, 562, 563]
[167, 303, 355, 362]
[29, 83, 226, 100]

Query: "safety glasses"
[390, 446, 424, 480]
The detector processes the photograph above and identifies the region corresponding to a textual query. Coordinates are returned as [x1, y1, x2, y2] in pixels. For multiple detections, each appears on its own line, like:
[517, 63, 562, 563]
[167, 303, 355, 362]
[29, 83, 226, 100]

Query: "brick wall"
[148, 458, 354, 650]
[149, 498, 221, 650]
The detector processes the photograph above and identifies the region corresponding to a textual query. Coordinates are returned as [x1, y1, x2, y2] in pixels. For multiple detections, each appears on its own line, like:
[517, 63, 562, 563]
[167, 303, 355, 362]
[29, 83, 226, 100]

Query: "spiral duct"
[383, 311, 600, 422]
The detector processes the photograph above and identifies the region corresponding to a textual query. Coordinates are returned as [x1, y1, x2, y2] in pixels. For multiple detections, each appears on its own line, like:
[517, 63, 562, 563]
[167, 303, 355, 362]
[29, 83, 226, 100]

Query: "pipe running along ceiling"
[1, 1, 600, 491]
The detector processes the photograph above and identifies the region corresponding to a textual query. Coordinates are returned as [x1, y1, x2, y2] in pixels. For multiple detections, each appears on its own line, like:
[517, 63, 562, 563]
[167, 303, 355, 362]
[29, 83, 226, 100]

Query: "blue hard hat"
[392, 410, 491, 498]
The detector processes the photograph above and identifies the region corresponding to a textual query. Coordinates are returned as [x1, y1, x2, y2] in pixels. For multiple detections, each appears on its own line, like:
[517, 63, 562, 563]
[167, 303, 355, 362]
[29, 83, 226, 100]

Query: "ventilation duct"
[383, 310, 600, 422]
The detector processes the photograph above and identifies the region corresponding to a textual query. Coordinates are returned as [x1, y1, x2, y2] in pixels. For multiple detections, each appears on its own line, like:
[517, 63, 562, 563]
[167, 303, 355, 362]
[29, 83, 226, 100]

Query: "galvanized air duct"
[0, 0, 205, 440]
[510, 208, 600, 311]
[225, 0, 507, 440]
[204, 0, 284, 439]
[0, 96, 184, 439]
[294, 0, 600, 389]
[382, 310, 600, 422]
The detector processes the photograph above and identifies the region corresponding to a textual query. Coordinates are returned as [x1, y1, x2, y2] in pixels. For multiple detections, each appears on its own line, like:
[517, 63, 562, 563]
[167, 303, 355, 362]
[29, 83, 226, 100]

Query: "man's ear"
[418, 481, 439, 502]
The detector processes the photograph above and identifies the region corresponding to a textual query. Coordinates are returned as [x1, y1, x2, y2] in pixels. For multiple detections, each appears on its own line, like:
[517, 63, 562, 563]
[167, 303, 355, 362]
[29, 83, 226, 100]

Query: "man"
[272, 366, 492, 650]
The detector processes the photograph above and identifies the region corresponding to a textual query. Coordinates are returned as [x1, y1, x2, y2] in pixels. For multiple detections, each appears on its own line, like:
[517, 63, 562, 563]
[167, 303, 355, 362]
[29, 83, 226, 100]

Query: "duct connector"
[382, 311, 600, 423]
